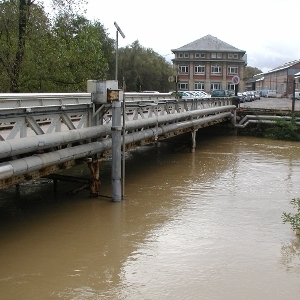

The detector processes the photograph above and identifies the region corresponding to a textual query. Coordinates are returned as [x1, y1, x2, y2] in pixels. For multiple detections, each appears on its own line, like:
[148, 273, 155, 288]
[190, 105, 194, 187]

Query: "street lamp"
[114, 22, 125, 81]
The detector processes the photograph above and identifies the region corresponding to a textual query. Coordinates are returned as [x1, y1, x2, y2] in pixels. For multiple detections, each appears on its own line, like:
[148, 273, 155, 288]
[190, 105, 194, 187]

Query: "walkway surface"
[239, 97, 300, 111]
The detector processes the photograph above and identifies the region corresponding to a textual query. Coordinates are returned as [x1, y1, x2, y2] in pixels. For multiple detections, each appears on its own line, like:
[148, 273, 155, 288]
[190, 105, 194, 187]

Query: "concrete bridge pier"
[190, 129, 198, 153]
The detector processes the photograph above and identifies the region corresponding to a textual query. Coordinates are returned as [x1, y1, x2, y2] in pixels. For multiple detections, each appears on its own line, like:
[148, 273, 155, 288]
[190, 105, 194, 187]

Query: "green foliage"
[0, 1, 174, 93]
[244, 66, 262, 81]
[135, 76, 142, 92]
[118, 40, 173, 92]
[0, 0, 115, 92]
[282, 198, 300, 235]
[264, 117, 300, 141]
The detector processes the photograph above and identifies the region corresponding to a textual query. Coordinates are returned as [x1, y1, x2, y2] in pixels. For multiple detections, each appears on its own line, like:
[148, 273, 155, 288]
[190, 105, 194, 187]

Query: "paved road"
[239, 97, 300, 111]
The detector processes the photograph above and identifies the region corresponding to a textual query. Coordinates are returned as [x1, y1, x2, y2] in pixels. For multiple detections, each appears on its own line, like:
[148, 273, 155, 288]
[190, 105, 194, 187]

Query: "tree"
[244, 66, 262, 81]
[135, 75, 142, 92]
[0, 0, 39, 92]
[118, 40, 173, 92]
[0, 0, 115, 92]
[44, 16, 113, 91]
[0, 1, 170, 93]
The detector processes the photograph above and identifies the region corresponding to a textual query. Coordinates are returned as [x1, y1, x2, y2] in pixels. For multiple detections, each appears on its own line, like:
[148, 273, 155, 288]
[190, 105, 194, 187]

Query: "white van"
[267, 90, 277, 97]
[261, 90, 277, 98]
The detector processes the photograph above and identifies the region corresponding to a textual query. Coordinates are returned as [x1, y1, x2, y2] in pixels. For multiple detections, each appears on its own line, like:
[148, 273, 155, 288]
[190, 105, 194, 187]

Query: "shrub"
[282, 198, 300, 235]
[265, 117, 300, 141]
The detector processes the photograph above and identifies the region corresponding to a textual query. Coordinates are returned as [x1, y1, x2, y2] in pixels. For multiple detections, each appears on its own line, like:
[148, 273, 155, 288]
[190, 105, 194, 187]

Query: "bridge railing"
[0, 92, 233, 141]
[0, 92, 235, 190]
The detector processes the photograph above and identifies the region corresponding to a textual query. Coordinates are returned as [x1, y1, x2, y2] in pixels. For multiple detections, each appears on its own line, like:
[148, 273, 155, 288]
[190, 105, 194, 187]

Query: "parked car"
[194, 90, 211, 98]
[211, 90, 230, 97]
[178, 91, 193, 99]
[242, 92, 251, 102]
[237, 92, 245, 103]
[189, 91, 203, 98]
[248, 91, 255, 101]
[198, 91, 211, 98]
[254, 91, 260, 100]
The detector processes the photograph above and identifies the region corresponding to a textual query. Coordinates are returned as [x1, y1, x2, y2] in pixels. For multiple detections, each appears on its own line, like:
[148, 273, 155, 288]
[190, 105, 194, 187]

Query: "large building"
[246, 60, 300, 97]
[171, 34, 247, 94]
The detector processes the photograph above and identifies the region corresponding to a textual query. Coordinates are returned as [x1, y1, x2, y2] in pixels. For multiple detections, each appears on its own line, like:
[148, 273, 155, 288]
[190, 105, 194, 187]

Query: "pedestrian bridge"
[0, 90, 236, 200]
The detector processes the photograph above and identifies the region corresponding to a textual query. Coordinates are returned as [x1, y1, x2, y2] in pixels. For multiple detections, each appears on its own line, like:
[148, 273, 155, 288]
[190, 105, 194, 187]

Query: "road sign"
[232, 76, 240, 85]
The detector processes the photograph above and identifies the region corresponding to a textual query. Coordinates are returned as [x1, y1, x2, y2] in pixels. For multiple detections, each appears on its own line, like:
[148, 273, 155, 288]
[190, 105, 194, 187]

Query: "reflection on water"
[1, 134, 300, 299]
[280, 238, 300, 272]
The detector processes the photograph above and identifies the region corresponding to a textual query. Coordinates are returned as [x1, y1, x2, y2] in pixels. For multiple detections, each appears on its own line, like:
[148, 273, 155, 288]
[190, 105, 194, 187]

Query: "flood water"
[0, 134, 300, 299]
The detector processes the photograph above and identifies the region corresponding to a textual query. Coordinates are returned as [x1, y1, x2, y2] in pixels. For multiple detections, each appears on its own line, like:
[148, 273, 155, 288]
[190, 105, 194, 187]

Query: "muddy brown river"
[0, 134, 299, 299]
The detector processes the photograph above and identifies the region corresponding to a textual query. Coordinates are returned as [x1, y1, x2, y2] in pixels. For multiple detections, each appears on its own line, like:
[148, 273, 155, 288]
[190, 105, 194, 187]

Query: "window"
[195, 82, 204, 90]
[184, 53, 189, 58]
[179, 53, 183, 58]
[179, 65, 189, 74]
[211, 83, 221, 90]
[228, 66, 238, 74]
[195, 53, 205, 58]
[211, 65, 221, 74]
[194, 65, 205, 74]
[227, 83, 235, 91]
[228, 53, 238, 59]
[178, 82, 188, 90]
[211, 53, 222, 59]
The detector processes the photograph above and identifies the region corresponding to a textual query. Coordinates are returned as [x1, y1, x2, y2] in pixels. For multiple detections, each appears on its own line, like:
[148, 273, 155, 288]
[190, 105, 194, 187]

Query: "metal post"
[115, 31, 118, 81]
[88, 159, 101, 197]
[292, 79, 296, 113]
[114, 22, 125, 82]
[122, 77, 126, 200]
[111, 92, 122, 202]
[191, 130, 197, 153]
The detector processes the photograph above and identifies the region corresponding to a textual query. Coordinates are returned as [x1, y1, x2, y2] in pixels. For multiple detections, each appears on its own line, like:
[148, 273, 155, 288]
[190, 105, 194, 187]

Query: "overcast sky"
[83, 0, 299, 73]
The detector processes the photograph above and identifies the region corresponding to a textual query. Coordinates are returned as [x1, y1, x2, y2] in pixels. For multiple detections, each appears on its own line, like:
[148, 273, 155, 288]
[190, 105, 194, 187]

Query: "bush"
[282, 198, 300, 235]
[264, 117, 300, 141]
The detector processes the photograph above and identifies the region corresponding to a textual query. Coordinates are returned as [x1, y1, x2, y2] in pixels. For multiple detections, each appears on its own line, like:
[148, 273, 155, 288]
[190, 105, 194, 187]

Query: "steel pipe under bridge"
[0, 92, 236, 198]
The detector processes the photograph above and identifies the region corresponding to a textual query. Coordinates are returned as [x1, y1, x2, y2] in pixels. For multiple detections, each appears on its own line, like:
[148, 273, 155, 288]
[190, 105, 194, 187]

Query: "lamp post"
[114, 22, 125, 81]
[172, 65, 179, 97]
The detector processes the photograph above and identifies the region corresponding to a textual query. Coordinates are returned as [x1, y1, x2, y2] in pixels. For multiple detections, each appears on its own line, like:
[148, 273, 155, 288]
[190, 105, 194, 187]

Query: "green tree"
[0, 0, 115, 92]
[118, 40, 173, 92]
[244, 66, 262, 81]
[0, 0, 40, 92]
[45, 16, 113, 91]
[135, 75, 142, 92]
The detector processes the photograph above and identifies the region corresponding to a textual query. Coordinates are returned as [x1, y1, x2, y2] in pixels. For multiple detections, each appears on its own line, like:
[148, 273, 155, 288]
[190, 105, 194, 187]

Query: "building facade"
[247, 60, 300, 97]
[171, 35, 247, 94]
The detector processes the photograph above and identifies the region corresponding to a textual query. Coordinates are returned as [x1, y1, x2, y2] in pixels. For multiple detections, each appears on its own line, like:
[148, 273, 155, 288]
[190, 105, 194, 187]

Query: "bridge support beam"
[190, 129, 197, 153]
[88, 158, 101, 197]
